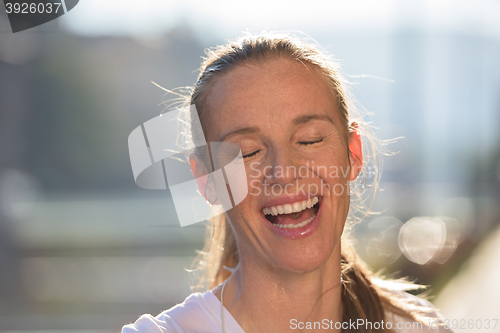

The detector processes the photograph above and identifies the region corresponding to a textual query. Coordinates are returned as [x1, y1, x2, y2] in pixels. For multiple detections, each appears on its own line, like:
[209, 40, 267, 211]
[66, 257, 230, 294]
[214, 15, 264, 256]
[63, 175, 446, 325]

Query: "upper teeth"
[262, 196, 319, 216]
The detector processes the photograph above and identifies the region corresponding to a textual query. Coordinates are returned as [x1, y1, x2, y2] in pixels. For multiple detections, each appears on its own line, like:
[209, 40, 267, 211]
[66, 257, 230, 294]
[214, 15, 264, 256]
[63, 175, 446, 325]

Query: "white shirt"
[122, 288, 455, 333]
[122, 290, 244, 333]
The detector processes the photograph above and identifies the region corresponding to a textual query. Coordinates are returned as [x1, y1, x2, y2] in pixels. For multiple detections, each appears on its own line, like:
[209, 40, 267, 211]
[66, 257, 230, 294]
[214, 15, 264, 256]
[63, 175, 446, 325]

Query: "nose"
[264, 147, 300, 187]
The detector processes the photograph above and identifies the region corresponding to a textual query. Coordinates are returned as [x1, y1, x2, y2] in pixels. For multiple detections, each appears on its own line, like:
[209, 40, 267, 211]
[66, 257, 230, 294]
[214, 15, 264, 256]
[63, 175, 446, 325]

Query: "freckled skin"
[199, 58, 363, 333]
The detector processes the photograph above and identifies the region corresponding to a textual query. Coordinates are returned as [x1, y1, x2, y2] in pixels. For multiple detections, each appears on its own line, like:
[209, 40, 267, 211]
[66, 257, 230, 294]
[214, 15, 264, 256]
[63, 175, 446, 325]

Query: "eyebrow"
[293, 114, 335, 125]
[220, 126, 260, 142]
[219, 113, 334, 142]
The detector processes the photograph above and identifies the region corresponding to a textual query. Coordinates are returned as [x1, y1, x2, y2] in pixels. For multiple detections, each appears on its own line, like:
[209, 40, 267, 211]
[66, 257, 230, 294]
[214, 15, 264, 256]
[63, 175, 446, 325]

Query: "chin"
[269, 235, 340, 274]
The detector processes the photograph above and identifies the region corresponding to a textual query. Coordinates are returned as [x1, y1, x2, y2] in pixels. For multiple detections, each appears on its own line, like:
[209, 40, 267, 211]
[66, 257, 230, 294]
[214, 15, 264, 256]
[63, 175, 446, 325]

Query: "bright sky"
[60, 0, 500, 40]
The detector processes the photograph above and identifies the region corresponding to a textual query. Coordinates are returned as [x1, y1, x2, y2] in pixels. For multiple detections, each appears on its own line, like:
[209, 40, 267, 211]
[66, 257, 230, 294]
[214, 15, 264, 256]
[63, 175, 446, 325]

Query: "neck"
[222, 245, 343, 333]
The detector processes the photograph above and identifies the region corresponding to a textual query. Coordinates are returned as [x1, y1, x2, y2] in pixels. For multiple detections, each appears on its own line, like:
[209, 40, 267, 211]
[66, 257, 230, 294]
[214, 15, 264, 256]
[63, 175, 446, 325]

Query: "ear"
[348, 122, 363, 181]
[189, 153, 218, 204]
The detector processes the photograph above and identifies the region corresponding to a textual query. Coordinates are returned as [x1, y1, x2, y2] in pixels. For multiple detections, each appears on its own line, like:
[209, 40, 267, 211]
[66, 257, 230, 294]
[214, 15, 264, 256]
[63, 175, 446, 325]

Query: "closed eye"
[243, 150, 260, 158]
[298, 139, 323, 145]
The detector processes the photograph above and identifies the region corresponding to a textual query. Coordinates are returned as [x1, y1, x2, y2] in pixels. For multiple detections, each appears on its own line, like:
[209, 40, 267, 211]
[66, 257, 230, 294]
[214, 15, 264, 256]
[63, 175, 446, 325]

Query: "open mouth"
[262, 196, 320, 229]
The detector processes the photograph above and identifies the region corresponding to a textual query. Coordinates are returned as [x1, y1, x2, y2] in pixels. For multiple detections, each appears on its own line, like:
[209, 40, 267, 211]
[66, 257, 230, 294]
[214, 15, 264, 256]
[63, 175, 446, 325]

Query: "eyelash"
[243, 150, 260, 159]
[298, 139, 323, 145]
[242, 139, 323, 158]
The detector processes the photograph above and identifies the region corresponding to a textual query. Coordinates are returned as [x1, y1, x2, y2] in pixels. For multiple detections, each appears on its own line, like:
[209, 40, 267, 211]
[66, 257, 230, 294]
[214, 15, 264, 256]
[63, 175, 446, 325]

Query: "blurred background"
[0, 0, 499, 332]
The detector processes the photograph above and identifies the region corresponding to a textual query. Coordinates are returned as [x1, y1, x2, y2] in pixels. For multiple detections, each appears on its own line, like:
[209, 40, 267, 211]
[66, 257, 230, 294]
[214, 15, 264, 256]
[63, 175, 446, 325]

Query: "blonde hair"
[180, 33, 434, 332]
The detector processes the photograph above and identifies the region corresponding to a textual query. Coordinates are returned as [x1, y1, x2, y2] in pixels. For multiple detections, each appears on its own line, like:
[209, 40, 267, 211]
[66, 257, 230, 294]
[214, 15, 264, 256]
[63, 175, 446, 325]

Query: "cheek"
[310, 154, 350, 183]
[310, 152, 352, 205]
[225, 192, 258, 231]
[224, 205, 263, 256]
[243, 162, 272, 197]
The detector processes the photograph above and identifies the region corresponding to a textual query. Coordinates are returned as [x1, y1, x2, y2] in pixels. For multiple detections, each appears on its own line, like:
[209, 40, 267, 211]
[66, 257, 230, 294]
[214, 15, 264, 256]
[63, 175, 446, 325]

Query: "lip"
[260, 196, 322, 240]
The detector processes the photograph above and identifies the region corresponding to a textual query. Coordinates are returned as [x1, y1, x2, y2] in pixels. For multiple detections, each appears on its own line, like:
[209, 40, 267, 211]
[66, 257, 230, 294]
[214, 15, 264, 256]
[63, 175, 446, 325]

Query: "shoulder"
[121, 291, 222, 333]
[382, 289, 456, 333]
[121, 313, 182, 333]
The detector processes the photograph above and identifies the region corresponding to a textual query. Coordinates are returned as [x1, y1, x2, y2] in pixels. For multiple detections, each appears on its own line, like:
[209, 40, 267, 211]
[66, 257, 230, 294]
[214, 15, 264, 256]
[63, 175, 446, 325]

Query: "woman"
[123, 33, 454, 333]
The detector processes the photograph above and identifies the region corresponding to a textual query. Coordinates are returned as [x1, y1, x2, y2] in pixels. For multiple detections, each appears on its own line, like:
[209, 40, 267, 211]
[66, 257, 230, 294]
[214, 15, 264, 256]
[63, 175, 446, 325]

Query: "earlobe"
[189, 153, 218, 204]
[189, 153, 209, 201]
[348, 122, 363, 181]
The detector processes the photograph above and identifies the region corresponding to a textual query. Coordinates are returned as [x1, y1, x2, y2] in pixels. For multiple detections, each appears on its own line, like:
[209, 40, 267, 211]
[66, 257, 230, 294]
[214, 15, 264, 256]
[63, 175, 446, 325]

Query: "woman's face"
[201, 57, 361, 273]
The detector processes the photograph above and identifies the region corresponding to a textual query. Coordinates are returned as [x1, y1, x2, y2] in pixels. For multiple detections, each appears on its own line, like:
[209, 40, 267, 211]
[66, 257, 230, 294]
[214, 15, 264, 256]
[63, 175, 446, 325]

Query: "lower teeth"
[275, 214, 316, 229]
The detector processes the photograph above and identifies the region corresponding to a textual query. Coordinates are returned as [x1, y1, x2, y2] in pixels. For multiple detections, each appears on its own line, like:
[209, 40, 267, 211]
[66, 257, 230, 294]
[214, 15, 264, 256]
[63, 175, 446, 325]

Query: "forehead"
[203, 57, 339, 139]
